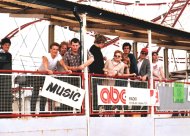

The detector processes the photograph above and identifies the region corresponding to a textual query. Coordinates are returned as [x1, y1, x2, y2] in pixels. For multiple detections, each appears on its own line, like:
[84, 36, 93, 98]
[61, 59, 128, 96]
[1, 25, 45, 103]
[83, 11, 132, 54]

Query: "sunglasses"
[141, 52, 147, 55]
[114, 55, 121, 58]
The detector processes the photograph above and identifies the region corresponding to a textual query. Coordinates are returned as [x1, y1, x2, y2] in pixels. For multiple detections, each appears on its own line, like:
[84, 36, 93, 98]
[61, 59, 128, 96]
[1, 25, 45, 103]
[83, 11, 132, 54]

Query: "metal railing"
[89, 74, 150, 117]
[154, 80, 190, 117]
[0, 70, 84, 117]
[1, 70, 190, 118]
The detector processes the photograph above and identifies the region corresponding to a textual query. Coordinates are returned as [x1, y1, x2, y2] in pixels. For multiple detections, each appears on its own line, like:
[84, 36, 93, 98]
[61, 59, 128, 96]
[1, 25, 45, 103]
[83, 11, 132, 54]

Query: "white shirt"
[38, 53, 62, 71]
[0, 49, 6, 53]
[137, 59, 144, 74]
[152, 61, 163, 78]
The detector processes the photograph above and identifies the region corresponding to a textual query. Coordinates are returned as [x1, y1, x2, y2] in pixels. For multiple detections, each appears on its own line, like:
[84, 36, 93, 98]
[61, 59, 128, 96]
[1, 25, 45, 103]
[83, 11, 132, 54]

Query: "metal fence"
[154, 81, 190, 117]
[1, 71, 190, 118]
[89, 74, 149, 117]
[0, 71, 84, 117]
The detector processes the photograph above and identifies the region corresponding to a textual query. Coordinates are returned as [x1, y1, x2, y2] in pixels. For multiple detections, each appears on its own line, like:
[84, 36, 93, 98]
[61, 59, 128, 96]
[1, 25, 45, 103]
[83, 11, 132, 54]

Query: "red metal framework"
[153, 0, 190, 52]
[159, 0, 190, 27]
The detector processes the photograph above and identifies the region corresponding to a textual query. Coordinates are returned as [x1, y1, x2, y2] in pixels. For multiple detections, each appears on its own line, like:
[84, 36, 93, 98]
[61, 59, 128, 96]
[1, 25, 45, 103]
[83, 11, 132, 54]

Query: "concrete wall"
[0, 116, 87, 136]
[0, 116, 190, 136]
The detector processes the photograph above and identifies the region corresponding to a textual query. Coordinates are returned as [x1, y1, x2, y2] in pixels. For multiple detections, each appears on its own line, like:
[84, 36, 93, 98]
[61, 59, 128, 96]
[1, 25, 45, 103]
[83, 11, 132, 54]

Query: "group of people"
[0, 34, 166, 114]
[48, 35, 165, 82]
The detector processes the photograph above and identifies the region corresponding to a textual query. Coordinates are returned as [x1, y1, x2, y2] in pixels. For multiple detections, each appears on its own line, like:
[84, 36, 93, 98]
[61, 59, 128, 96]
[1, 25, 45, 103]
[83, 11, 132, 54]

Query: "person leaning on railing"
[152, 51, 166, 81]
[88, 34, 107, 116]
[63, 38, 94, 72]
[135, 47, 151, 117]
[122, 53, 136, 77]
[0, 37, 13, 113]
[102, 50, 125, 113]
[30, 42, 72, 114]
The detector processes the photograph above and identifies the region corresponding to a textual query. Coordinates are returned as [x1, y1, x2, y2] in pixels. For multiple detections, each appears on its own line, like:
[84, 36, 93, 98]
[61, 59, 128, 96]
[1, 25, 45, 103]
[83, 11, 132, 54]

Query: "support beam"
[164, 48, 169, 79]
[48, 24, 55, 51]
[133, 42, 138, 59]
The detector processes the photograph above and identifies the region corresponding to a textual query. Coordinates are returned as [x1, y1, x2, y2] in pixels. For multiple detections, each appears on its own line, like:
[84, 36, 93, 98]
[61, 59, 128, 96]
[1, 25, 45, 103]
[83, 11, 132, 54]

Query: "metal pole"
[148, 29, 154, 118]
[81, 13, 90, 136]
[164, 48, 169, 79]
[48, 24, 54, 51]
[148, 30, 153, 89]
[73, 6, 83, 65]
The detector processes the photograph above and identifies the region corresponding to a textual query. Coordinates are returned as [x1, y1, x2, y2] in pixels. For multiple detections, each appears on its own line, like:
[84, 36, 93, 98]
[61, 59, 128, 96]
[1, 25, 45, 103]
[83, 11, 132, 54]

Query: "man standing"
[136, 47, 151, 117]
[122, 42, 138, 75]
[64, 38, 94, 72]
[89, 34, 107, 74]
[137, 48, 151, 82]
[152, 51, 166, 81]
[88, 34, 107, 113]
[0, 38, 12, 112]
[60, 38, 93, 111]
[30, 42, 71, 113]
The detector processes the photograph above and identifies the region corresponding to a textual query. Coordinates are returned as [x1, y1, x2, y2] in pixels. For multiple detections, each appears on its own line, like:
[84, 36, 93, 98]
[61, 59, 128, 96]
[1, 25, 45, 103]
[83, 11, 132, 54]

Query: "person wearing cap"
[134, 47, 151, 117]
[152, 51, 166, 81]
[0, 37, 13, 112]
[137, 47, 151, 82]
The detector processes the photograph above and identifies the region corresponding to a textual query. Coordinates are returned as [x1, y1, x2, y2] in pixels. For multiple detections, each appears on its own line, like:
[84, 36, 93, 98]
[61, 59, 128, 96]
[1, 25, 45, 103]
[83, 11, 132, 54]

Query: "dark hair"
[50, 42, 60, 49]
[152, 51, 158, 56]
[70, 38, 80, 45]
[122, 42, 131, 50]
[94, 34, 107, 44]
[0, 38, 11, 46]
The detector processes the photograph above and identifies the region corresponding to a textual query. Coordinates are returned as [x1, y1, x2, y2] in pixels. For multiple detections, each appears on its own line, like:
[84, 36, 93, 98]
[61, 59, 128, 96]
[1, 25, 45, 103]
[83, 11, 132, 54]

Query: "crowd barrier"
[154, 80, 190, 117]
[0, 70, 189, 118]
[0, 70, 84, 117]
[89, 74, 150, 117]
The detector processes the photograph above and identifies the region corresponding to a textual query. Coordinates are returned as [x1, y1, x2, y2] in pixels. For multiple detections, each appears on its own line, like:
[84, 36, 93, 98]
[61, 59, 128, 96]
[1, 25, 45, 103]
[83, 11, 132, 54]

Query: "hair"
[0, 38, 11, 46]
[152, 51, 158, 56]
[114, 50, 123, 56]
[50, 42, 60, 49]
[70, 38, 80, 45]
[60, 41, 68, 48]
[122, 42, 131, 50]
[94, 34, 107, 44]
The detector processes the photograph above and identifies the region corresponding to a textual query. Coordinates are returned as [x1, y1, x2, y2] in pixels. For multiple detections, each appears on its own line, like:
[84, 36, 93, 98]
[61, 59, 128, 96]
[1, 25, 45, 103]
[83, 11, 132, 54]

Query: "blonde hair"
[94, 34, 107, 44]
[114, 50, 123, 56]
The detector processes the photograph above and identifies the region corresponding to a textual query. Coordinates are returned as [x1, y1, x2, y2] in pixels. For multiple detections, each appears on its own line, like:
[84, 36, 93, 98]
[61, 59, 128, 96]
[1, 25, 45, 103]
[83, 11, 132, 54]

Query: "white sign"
[97, 85, 159, 106]
[126, 88, 150, 106]
[40, 76, 85, 109]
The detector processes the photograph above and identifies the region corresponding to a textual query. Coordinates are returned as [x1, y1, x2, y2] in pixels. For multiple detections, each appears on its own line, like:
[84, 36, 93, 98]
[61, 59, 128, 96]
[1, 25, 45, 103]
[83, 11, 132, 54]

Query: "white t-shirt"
[153, 61, 163, 78]
[38, 53, 62, 71]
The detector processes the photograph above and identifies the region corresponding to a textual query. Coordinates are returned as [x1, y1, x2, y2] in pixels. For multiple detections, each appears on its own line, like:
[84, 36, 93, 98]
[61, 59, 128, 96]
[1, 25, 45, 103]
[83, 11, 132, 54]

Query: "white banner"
[126, 88, 150, 106]
[97, 85, 159, 106]
[40, 76, 85, 109]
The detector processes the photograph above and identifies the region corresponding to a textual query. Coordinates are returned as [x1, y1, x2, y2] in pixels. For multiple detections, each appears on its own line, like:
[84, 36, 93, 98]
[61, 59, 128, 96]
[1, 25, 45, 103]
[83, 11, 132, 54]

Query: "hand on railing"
[65, 69, 72, 74]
